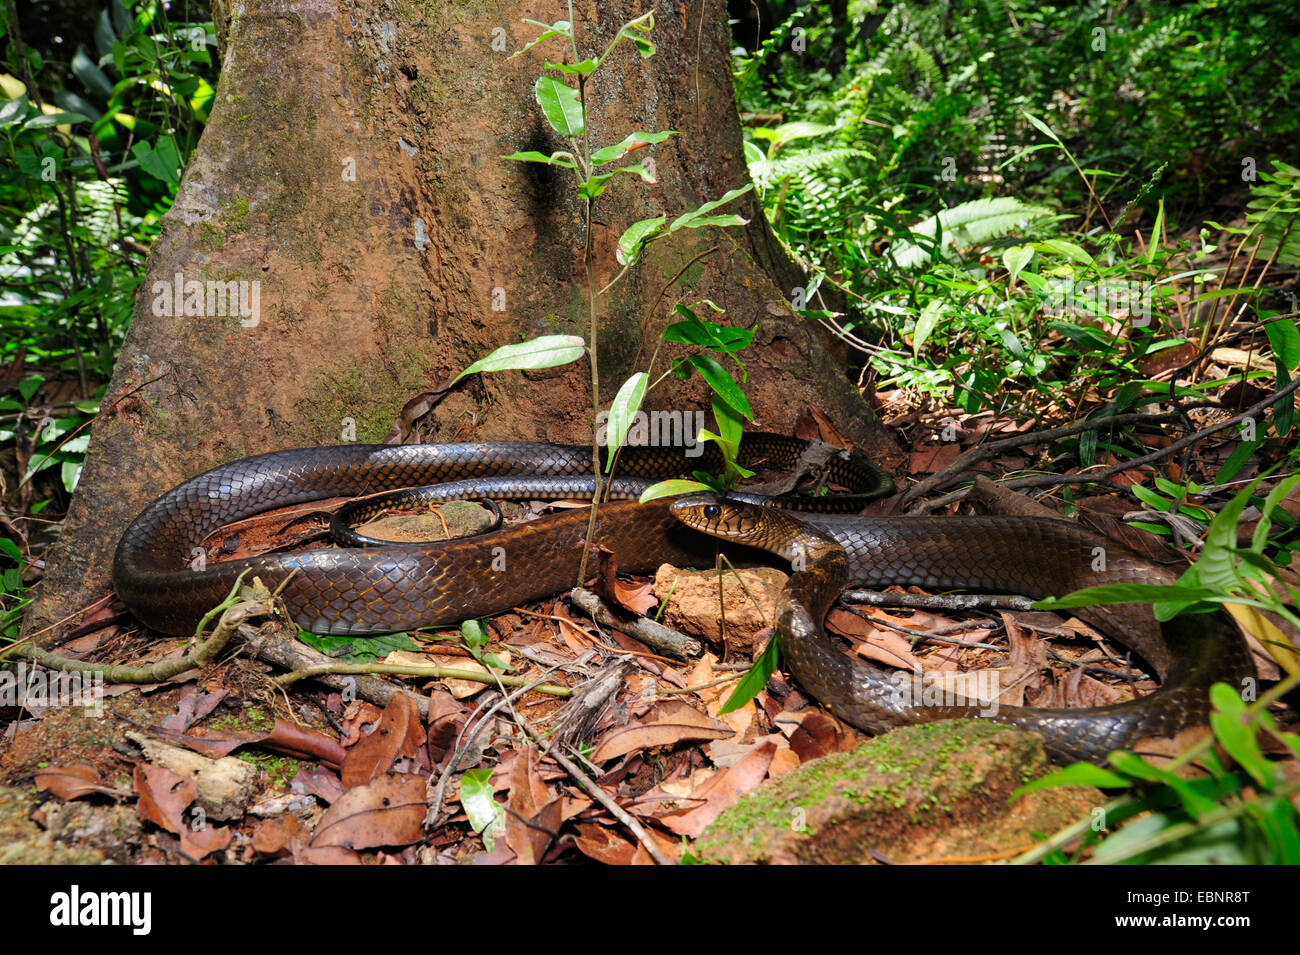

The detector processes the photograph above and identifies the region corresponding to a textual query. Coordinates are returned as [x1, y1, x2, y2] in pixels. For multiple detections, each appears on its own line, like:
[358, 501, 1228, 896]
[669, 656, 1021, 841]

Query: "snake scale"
[112, 435, 1253, 763]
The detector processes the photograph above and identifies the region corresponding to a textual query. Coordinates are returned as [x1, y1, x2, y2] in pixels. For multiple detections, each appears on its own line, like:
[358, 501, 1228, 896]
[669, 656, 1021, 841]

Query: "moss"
[198, 197, 252, 251]
[697, 720, 1027, 860]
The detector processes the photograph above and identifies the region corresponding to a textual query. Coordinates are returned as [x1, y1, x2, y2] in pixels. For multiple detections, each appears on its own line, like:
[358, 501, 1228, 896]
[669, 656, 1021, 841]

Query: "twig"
[275, 662, 572, 696]
[900, 410, 1181, 507]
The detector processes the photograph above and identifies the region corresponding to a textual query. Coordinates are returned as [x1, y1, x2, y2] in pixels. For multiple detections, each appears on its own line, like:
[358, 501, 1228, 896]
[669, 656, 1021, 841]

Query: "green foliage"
[733, 0, 1300, 421]
[1018, 477, 1300, 863]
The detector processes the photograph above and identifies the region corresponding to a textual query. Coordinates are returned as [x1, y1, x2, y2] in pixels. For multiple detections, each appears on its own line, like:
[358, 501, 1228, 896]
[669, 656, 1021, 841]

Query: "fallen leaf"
[311, 773, 427, 850]
[34, 764, 122, 800]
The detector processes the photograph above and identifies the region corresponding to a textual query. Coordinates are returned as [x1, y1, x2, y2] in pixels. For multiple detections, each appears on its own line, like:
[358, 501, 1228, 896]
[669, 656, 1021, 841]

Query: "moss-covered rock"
[696, 720, 1098, 864]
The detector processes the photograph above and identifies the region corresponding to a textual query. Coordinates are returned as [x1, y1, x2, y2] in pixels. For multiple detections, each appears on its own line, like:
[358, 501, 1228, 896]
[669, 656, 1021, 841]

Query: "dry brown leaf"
[572, 822, 638, 864]
[310, 773, 427, 850]
[341, 691, 425, 789]
[133, 763, 193, 835]
[589, 700, 732, 763]
[34, 764, 121, 801]
[657, 741, 778, 837]
[504, 746, 563, 865]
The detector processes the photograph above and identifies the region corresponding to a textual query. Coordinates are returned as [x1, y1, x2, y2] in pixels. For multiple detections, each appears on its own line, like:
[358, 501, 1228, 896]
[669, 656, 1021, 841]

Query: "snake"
[111, 436, 1253, 764]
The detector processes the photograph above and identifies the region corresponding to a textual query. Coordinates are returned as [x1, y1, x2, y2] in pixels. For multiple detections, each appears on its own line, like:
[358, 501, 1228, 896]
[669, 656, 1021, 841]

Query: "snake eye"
[703, 504, 721, 519]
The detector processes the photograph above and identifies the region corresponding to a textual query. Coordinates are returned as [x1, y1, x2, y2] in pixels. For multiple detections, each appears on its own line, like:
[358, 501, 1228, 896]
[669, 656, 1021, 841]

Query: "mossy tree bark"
[25, 0, 896, 641]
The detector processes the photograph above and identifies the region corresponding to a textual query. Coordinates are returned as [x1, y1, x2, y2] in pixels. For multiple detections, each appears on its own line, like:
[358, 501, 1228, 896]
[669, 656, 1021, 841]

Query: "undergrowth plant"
[1017, 476, 1300, 863]
[452, 8, 754, 582]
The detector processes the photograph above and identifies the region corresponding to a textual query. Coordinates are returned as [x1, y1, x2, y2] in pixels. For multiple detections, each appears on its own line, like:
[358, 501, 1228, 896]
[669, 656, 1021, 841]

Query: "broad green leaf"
[1002, 245, 1034, 281]
[25, 111, 91, 128]
[460, 767, 506, 849]
[718, 633, 780, 714]
[604, 372, 648, 468]
[590, 130, 676, 165]
[616, 215, 665, 266]
[1011, 762, 1131, 798]
[1209, 682, 1276, 790]
[0, 538, 21, 561]
[912, 299, 946, 356]
[500, 150, 578, 170]
[688, 354, 752, 419]
[1034, 238, 1094, 266]
[639, 478, 713, 503]
[667, 185, 753, 232]
[534, 76, 584, 137]
[711, 396, 744, 449]
[544, 58, 597, 74]
[576, 164, 653, 200]
[72, 47, 114, 99]
[1034, 583, 1221, 611]
[451, 334, 584, 385]
[1265, 318, 1300, 371]
[665, 307, 752, 354]
[0, 95, 29, 129]
[1108, 751, 1218, 819]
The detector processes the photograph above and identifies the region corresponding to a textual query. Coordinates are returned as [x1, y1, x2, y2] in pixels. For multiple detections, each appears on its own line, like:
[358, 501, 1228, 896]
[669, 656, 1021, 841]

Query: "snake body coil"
[112, 438, 1253, 763]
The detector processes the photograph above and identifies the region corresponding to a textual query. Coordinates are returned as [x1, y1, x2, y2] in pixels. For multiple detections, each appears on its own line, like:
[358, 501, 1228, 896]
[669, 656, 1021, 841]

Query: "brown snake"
[112, 436, 1253, 764]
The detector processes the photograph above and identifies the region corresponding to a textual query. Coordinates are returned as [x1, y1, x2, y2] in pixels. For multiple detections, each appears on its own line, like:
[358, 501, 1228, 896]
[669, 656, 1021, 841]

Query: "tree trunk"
[24, 0, 897, 641]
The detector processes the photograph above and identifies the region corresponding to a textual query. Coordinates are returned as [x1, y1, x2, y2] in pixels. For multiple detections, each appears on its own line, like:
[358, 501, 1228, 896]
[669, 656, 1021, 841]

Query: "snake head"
[670, 493, 828, 565]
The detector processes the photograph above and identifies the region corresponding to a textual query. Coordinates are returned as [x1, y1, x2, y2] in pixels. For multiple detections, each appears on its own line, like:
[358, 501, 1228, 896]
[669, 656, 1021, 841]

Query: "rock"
[652, 565, 788, 654]
[695, 720, 1099, 864]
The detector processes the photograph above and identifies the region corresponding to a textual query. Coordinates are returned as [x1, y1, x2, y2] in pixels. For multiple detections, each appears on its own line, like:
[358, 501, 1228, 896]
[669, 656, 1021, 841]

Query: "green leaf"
[1011, 761, 1132, 798]
[451, 335, 584, 385]
[576, 164, 653, 200]
[1002, 245, 1034, 281]
[664, 307, 752, 354]
[460, 618, 490, 660]
[72, 47, 114, 99]
[513, 19, 572, 58]
[0, 538, 22, 561]
[590, 130, 676, 165]
[718, 634, 780, 714]
[0, 96, 30, 129]
[1108, 751, 1218, 819]
[604, 373, 648, 468]
[18, 375, 45, 403]
[1209, 682, 1276, 790]
[1215, 441, 1261, 483]
[667, 185, 753, 232]
[616, 215, 666, 267]
[544, 58, 597, 74]
[1021, 109, 1062, 144]
[25, 111, 91, 128]
[500, 150, 578, 170]
[534, 76, 584, 137]
[459, 767, 506, 849]
[912, 300, 946, 356]
[1033, 583, 1221, 611]
[132, 138, 182, 183]
[638, 479, 713, 503]
[614, 11, 657, 58]
[687, 354, 752, 419]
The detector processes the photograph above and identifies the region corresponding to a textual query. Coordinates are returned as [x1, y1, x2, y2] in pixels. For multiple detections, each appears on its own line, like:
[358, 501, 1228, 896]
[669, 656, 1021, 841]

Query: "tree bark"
[24, 0, 897, 642]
